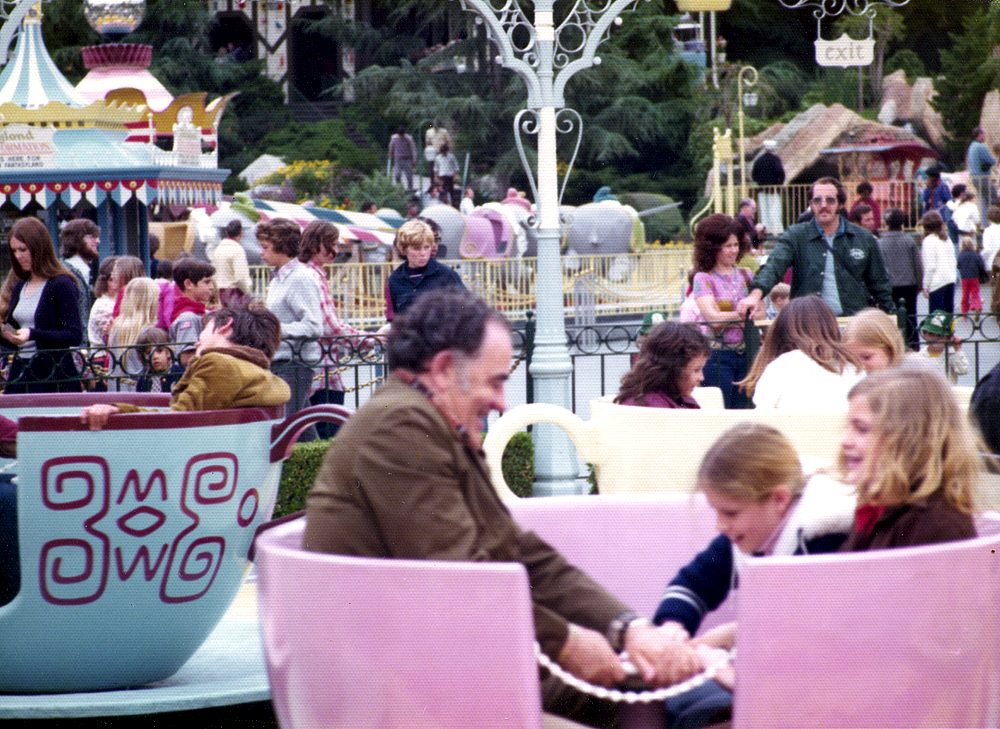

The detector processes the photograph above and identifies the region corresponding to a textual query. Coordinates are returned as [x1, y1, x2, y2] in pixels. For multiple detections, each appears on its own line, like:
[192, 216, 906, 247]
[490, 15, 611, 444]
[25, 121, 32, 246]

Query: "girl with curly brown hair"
[615, 321, 711, 408]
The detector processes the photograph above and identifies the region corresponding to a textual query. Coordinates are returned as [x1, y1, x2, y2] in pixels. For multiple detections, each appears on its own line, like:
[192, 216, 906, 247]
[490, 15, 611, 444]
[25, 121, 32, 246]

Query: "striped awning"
[0, 10, 87, 109]
[309, 207, 397, 232]
[0, 179, 154, 209]
[251, 199, 398, 247]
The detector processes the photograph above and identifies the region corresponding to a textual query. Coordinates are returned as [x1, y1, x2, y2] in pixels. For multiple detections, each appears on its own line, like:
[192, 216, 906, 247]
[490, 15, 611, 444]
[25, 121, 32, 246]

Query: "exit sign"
[815, 33, 874, 67]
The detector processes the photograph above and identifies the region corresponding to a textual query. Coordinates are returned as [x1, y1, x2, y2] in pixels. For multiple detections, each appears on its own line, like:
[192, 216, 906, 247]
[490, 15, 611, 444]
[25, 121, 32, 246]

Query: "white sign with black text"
[815, 33, 874, 68]
[0, 124, 56, 169]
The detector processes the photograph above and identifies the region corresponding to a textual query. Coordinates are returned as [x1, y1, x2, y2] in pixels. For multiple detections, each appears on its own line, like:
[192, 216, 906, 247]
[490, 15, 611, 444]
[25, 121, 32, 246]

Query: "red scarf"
[853, 503, 886, 537]
[170, 291, 207, 324]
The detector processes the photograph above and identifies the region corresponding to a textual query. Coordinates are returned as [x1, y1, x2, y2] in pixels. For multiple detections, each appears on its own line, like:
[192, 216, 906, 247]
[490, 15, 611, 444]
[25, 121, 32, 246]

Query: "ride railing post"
[895, 297, 907, 333]
[741, 314, 760, 409]
[524, 311, 535, 405]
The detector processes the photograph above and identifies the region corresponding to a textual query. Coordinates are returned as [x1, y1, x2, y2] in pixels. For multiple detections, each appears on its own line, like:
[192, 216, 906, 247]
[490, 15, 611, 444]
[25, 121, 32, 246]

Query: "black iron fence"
[0, 338, 387, 404]
[1, 311, 996, 410]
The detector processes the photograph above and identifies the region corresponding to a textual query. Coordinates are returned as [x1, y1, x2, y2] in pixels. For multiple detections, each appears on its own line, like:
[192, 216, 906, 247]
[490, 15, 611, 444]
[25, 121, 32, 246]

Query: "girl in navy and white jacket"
[654, 423, 855, 637]
[652, 423, 855, 729]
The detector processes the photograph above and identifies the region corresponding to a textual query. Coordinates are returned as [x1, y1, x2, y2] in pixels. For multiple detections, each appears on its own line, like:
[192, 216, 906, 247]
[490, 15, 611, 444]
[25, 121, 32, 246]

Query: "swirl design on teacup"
[33, 452, 252, 606]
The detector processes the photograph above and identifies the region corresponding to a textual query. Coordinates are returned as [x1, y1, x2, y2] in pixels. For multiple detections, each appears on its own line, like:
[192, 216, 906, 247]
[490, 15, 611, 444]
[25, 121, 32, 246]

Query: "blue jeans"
[309, 389, 345, 440]
[273, 361, 318, 443]
[0, 473, 18, 605]
[664, 679, 733, 729]
[702, 348, 750, 409]
[928, 283, 955, 315]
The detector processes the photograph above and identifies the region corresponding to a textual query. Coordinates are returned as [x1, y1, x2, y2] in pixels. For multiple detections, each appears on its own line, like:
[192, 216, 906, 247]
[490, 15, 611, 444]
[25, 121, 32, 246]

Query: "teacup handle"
[482, 403, 595, 499]
[270, 405, 353, 462]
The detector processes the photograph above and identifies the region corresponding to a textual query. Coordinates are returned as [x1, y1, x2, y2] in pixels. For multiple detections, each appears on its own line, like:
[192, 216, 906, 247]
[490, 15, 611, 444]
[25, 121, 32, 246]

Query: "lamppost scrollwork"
[451, 0, 647, 494]
[737, 65, 757, 201]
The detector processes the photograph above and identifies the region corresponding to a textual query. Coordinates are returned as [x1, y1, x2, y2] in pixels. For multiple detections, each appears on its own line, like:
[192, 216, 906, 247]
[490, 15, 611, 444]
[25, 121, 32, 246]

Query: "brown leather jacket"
[840, 490, 976, 552]
[116, 345, 289, 413]
[304, 374, 629, 660]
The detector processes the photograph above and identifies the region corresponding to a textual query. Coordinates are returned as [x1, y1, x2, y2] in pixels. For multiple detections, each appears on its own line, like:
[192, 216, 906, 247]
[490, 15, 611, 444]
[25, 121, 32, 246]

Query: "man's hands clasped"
[557, 619, 704, 689]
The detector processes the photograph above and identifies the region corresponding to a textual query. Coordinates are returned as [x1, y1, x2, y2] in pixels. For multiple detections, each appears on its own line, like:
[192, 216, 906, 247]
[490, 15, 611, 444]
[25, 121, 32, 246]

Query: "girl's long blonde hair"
[109, 277, 160, 349]
[841, 366, 982, 512]
[842, 308, 907, 368]
[697, 422, 807, 501]
[739, 295, 859, 394]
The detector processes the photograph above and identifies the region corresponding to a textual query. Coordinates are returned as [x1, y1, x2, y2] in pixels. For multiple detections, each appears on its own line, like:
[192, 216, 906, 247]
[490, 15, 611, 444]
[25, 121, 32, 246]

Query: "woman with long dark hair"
[2, 217, 83, 392]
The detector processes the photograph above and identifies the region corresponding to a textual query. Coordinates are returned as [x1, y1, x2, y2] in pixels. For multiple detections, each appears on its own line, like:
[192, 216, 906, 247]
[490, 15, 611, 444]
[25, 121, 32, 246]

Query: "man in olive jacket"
[304, 289, 703, 727]
[737, 177, 895, 317]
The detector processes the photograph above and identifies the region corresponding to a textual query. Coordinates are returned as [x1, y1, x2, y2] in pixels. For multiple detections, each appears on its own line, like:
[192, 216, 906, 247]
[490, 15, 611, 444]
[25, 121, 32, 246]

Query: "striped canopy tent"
[0, 6, 86, 109]
[76, 44, 175, 113]
[307, 207, 396, 248]
[303, 207, 399, 246]
[374, 208, 405, 228]
[251, 199, 319, 228]
[251, 200, 397, 249]
[0, 5, 228, 267]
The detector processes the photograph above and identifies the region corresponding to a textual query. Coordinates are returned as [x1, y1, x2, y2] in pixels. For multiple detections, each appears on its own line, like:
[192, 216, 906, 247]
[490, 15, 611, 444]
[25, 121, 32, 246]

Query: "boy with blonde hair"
[385, 218, 465, 320]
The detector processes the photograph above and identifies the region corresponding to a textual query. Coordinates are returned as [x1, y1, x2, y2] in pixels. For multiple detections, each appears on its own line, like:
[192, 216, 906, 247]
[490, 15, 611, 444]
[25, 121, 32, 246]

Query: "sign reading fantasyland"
[0, 124, 56, 169]
[815, 33, 875, 68]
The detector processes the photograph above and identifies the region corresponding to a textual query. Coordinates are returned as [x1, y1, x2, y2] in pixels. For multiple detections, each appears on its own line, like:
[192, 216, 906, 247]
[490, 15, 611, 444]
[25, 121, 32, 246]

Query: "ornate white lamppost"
[450, 0, 647, 495]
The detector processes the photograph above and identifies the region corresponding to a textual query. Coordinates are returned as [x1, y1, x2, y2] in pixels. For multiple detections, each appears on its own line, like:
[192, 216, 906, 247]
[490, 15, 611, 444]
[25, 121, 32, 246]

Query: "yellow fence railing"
[250, 249, 693, 327]
[726, 180, 921, 233]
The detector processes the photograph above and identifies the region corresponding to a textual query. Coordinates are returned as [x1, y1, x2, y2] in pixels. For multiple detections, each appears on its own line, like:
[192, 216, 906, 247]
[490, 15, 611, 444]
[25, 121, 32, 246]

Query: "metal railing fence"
[744, 179, 922, 233]
[3, 310, 997, 412]
[250, 249, 693, 326]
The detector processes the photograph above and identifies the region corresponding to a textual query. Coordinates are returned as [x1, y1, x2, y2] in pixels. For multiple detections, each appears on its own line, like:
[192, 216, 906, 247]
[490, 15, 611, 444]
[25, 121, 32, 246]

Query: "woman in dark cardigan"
[2, 217, 82, 393]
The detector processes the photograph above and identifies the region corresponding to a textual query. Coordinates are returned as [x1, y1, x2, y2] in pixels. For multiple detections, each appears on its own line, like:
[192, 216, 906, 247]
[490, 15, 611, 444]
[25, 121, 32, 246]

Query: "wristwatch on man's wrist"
[607, 610, 640, 653]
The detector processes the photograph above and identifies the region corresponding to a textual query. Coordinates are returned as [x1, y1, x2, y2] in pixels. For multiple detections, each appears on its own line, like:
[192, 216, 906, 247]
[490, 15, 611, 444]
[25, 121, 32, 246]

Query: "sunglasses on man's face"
[811, 196, 839, 206]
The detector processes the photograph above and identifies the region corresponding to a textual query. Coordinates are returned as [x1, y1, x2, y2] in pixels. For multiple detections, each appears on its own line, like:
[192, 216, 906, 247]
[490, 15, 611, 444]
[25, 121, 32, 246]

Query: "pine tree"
[931, 6, 1000, 165]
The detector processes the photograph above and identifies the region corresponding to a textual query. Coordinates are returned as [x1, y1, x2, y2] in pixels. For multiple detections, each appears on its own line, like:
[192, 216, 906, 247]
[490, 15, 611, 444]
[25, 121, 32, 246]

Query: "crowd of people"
[598, 302, 989, 727]
[0, 213, 394, 407]
[3, 143, 1000, 727]
[293, 279, 995, 729]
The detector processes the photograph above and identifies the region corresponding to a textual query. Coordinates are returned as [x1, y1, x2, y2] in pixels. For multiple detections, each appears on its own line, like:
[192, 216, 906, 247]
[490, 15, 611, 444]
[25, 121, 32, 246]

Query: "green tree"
[902, 0, 972, 75]
[41, 0, 100, 82]
[756, 61, 809, 119]
[884, 49, 926, 84]
[932, 6, 1000, 165]
[330, 0, 705, 204]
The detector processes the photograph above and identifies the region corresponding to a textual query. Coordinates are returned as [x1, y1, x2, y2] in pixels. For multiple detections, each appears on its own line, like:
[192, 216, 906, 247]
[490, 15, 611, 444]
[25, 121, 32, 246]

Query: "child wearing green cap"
[916, 311, 969, 383]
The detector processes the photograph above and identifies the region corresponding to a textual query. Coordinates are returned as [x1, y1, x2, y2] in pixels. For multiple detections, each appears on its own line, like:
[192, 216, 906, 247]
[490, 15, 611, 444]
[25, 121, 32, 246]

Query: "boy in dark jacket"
[385, 219, 464, 320]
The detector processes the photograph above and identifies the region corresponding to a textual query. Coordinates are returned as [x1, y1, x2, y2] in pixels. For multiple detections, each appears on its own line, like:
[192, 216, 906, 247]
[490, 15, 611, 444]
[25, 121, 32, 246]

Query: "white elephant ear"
[621, 204, 646, 254]
[513, 225, 528, 257]
[490, 205, 525, 258]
